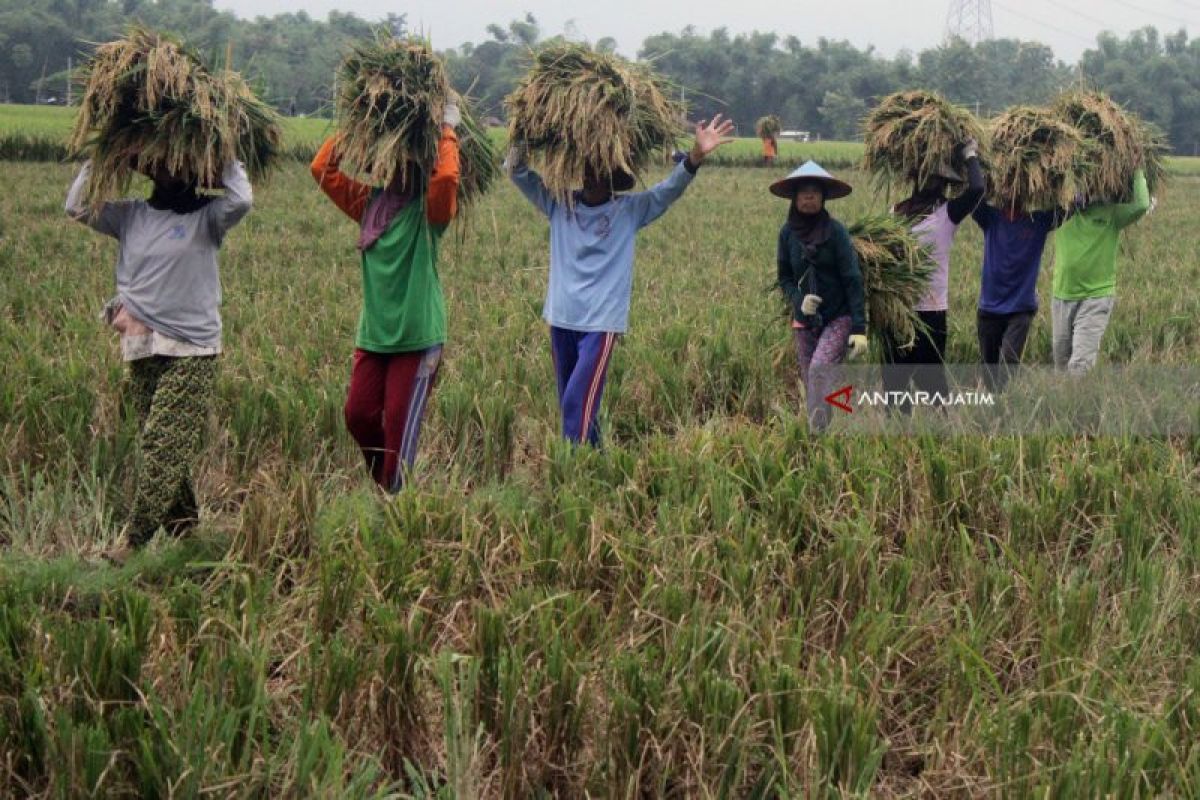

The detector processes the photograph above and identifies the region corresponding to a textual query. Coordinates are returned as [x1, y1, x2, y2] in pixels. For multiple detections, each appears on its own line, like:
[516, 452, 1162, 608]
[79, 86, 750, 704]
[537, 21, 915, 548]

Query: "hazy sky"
[214, 0, 1197, 63]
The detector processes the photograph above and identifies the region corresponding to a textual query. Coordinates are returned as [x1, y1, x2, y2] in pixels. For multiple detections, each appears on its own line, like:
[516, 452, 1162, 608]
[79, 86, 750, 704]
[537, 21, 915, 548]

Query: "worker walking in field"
[1050, 168, 1150, 374]
[507, 115, 735, 446]
[886, 138, 984, 412]
[971, 200, 1063, 389]
[771, 161, 867, 431]
[66, 157, 253, 562]
[761, 134, 778, 166]
[311, 99, 461, 491]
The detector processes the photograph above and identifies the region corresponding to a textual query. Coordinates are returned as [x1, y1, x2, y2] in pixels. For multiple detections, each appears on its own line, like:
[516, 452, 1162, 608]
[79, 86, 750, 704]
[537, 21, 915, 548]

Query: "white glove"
[847, 334, 868, 359]
[961, 137, 979, 160]
[442, 99, 461, 129]
[800, 294, 823, 316]
[505, 141, 528, 172]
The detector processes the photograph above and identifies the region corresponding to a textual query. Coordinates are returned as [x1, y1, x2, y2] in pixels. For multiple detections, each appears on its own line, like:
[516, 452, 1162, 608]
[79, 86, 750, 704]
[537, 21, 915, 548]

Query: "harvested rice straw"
[1054, 90, 1168, 201]
[861, 89, 986, 195]
[987, 105, 1092, 213]
[69, 25, 282, 208]
[505, 43, 685, 201]
[848, 214, 936, 349]
[756, 115, 781, 139]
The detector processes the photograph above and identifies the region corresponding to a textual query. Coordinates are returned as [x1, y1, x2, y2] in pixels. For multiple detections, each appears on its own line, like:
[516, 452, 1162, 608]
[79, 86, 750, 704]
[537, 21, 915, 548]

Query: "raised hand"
[689, 114, 736, 164]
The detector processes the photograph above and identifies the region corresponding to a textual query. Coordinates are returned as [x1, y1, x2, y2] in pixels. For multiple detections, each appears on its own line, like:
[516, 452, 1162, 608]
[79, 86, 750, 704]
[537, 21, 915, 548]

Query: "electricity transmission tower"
[945, 0, 994, 44]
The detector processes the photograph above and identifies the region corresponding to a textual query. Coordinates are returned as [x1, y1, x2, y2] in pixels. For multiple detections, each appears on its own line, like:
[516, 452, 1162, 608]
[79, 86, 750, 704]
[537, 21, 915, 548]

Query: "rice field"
[2, 140, 1200, 794]
[5, 103, 1200, 178]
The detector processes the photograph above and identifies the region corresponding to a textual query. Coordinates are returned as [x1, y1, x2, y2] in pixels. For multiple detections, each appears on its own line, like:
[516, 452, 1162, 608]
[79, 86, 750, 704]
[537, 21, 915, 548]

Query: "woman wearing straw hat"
[310, 99, 461, 492]
[886, 139, 984, 412]
[772, 160, 867, 431]
[66, 157, 253, 562]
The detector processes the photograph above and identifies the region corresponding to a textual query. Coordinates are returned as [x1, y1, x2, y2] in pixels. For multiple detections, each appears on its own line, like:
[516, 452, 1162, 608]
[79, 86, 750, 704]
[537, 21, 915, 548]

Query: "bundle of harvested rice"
[987, 105, 1092, 213]
[69, 26, 282, 208]
[861, 89, 986, 193]
[848, 215, 936, 349]
[335, 31, 498, 205]
[756, 114, 781, 139]
[1053, 90, 1167, 200]
[505, 43, 685, 200]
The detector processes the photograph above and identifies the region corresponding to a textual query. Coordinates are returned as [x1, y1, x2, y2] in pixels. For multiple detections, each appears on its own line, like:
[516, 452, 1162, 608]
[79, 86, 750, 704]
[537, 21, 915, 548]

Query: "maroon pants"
[344, 346, 442, 492]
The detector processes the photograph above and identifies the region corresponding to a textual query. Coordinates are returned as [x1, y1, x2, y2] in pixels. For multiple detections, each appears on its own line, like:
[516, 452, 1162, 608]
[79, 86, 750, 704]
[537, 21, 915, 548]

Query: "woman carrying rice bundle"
[505, 44, 733, 447]
[1050, 169, 1149, 375]
[886, 137, 984, 411]
[311, 92, 462, 493]
[771, 162, 867, 431]
[971, 199, 1062, 389]
[65, 28, 271, 562]
[507, 115, 733, 446]
[970, 107, 1083, 389]
[757, 115, 781, 166]
[67, 159, 252, 562]
[313, 33, 497, 492]
[1049, 92, 1155, 375]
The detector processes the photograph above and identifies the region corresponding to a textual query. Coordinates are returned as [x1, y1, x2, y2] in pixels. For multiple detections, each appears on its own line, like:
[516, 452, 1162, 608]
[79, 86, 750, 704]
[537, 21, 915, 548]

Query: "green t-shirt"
[357, 200, 447, 352]
[1051, 170, 1149, 301]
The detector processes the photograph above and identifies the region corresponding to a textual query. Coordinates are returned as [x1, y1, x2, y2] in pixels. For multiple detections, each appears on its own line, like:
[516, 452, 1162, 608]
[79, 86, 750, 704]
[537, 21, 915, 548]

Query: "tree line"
[1, 0, 1197, 154]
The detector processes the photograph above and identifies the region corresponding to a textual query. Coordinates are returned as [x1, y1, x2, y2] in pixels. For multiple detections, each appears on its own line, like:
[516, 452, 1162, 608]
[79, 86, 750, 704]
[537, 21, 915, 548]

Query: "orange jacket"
[762, 137, 778, 158]
[310, 127, 460, 226]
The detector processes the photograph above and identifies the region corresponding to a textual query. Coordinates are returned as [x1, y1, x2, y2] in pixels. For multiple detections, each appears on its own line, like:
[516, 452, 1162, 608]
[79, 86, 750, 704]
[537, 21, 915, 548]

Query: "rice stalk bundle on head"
[848, 215, 936, 349]
[69, 25, 282, 208]
[335, 31, 498, 205]
[861, 89, 986, 194]
[987, 105, 1092, 213]
[336, 30, 494, 206]
[1053, 90, 1168, 201]
[505, 43, 686, 201]
[756, 114, 781, 139]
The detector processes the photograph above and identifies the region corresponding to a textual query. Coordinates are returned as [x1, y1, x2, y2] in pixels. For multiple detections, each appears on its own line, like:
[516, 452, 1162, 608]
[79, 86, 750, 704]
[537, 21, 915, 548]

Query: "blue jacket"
[972, 203, 1060, 315]
[509, 160, 696, 333]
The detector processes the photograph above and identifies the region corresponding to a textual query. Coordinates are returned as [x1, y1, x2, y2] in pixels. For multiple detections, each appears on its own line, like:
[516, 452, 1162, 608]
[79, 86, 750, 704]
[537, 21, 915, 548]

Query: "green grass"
[6, 103, 1200, 178]
[1, 152, 1199, 796]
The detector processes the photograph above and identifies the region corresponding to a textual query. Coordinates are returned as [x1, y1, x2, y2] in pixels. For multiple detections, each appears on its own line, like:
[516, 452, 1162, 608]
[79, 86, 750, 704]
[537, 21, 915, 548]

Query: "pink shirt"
[908, 203, 958, 312]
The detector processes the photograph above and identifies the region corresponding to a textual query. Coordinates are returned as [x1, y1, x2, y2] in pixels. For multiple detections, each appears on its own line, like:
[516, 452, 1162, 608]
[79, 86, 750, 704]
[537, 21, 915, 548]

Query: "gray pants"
[1051, 296, 1114, 374]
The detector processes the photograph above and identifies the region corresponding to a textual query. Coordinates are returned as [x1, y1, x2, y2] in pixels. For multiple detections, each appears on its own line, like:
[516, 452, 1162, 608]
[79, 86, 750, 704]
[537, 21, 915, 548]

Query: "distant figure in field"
[886, 138, 984, 412]
[1050, 169, 1150, 374]
[971, 197, 1064, 390]
[771, 161, 867, 432]
[310, 98, 461, 492]
[66, 157, 253, 562]
[507, 115, 735, 446]
[761, 135, 778, 165]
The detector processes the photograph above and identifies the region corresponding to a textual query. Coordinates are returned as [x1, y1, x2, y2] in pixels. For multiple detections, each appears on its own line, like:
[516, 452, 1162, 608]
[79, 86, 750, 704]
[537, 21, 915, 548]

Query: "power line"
[991, 0, 1099, 44]
[1092, 0, 1193, 27]
[1039, 0, 1116, 29]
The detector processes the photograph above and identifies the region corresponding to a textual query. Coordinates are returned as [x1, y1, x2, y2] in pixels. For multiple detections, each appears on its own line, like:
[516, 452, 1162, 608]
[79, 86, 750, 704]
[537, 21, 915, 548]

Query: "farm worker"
[65, 157, 253, 561]
[771, 161, 867, 432]
[761, 134, 778, 165]
[971, 200, 1063, 389]
[507, 115, 736, 446]
[1050, 169, 1149, 374]
[310, 98, 461, 491]
[886, 137, 984, 412]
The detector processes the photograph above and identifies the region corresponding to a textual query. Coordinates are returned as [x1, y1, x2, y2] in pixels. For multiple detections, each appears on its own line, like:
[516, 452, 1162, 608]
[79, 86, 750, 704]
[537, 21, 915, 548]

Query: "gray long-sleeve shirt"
[65, 161, 253, 349]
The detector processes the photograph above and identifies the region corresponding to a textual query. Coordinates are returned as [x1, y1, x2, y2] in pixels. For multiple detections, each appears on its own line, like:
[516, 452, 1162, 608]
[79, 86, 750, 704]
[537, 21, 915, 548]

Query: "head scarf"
[787, 179, 831, 249]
